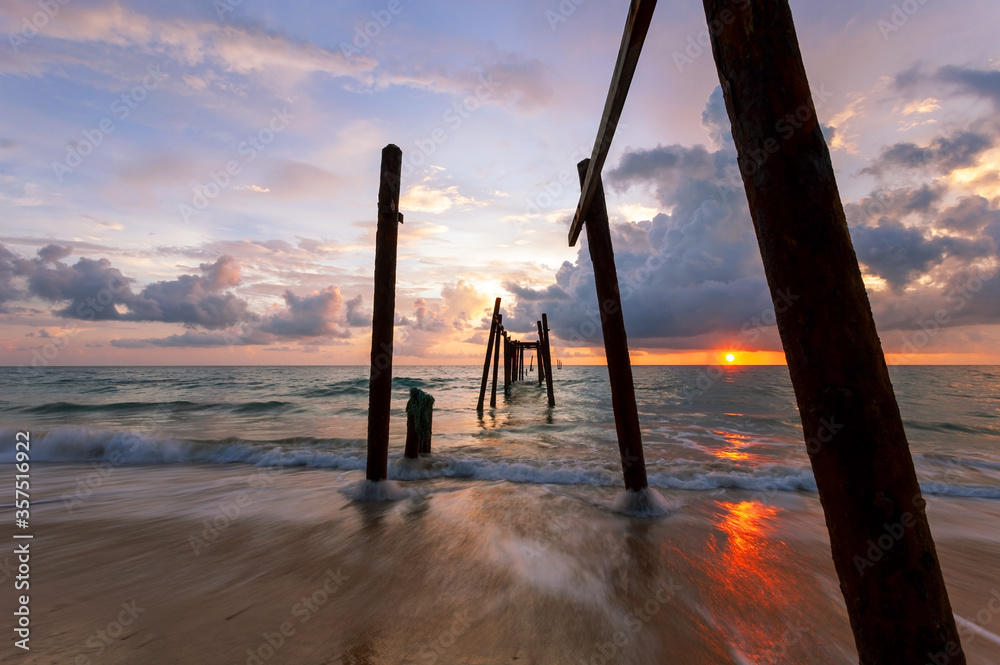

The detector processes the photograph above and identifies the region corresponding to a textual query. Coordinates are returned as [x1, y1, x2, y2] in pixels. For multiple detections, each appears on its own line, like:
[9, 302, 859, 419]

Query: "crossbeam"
[568, 0, 657, 246]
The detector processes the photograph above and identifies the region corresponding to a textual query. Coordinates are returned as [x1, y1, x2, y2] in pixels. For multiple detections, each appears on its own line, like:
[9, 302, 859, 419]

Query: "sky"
[1, 0, 1000, 367]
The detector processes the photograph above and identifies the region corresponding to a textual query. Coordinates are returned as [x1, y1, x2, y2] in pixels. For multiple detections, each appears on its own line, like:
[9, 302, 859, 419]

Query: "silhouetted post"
[702, 1, 962, 661]
[536, 322, 546, 386]
[503, 334, 511, 396]
[477, 298, 502, 411]
[366, 144, 402, 482]
[404, 388, 434, 459]
[540, 314, 556, 409]
[575, 161, 646, 490]
[519, 344, 525, 381]
[490, 315, 502, 408]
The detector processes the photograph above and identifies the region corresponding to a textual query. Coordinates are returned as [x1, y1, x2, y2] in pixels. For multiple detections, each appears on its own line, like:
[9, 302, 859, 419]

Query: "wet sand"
[11, 464, 1000, 664]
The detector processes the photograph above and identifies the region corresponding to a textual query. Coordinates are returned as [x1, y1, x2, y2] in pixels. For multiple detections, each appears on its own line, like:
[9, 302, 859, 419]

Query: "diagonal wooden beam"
[568, 0, 657, 247]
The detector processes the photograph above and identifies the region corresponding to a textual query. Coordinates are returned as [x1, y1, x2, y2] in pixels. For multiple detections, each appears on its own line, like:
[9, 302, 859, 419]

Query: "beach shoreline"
[8, 463, 999, 664]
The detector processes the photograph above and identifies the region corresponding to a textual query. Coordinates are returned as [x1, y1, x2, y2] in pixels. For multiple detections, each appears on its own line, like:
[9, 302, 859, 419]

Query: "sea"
[1, 365, 998, 499]
[2, 365, 1000, 664]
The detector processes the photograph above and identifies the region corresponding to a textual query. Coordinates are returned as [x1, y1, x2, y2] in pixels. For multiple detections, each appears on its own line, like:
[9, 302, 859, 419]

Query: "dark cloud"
[344, 294, 370, 327]
[850, 219, 992, 289]
[935, 66, 1000, 110]
[28, 255, 133, 321]
[505, 91, 771, 347]
[0, 244, 33, 312]
[110, 329, 271, 349]
[860, 131, 994, 178]
[258, 287, 351, 338]
[37, 244, 73, 264]
[398, 299, 449, 333]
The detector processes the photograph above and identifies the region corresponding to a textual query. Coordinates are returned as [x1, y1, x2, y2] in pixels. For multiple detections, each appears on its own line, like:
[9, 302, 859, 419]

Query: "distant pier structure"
[476, 298, 555, 410]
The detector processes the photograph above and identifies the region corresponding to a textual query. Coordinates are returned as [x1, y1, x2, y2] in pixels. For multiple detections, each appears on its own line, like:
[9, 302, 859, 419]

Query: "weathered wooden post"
[702, 1, 963, 661]
[404, 388, 434, 459]
[540, 314, 556, 409]
[366, 144, 402, 482]
[477, 298, 502, 411]
[536, 324, 545, 386]
[576, 161, 648, 490]
[490, 315, 502, 408]
[503, 333, 511, 396]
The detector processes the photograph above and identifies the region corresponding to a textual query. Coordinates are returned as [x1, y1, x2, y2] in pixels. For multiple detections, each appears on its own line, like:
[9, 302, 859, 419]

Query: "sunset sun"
[725, 353, 736, 363]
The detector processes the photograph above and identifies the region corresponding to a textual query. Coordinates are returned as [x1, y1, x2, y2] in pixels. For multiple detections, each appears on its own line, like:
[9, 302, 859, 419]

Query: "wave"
[9, 400, 298, 416]
[2, 427, 996, 499]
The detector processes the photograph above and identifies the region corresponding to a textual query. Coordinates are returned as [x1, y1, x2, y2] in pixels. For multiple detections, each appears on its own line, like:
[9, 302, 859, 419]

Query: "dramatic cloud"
[503, 79, 1000, 349]
[860, 131, 994, 178]
[2, 246, 359, 342]
[258, 287, 351, 338]
[502, 90, 770, 348]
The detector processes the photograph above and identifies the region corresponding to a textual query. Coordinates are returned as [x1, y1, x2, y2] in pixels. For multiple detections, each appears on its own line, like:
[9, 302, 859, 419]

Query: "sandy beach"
[9, 463, 999, 664]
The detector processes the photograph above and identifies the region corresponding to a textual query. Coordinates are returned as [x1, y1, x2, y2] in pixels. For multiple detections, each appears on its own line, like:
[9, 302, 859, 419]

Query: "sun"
[725, 353, 736, 363]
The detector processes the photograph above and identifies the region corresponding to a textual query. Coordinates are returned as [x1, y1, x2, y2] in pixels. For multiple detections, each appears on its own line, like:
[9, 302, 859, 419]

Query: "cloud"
[860, 131, 994, 178]
[0, 2, 377, 85]
[345, 295, 370, 327]
[0, 243, 33, 312]
[258, 287, 351, 338]
[849, 219, 992, 289]
[934, 66, 1000, 110]
[400, 184, 487, 214]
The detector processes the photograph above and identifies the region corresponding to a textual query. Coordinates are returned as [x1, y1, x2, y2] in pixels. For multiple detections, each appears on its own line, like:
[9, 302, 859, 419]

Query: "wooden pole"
[574, 162, 646, 490]
[490, 316, 502, 408]
[366, 144, 402, 482]
[540, 314, 556, 409]
[477, 298, 502, 411]
[519, 344, 525, 381]
[702, 2, 962, 661]
[536, 322, 545, 387]
[503, 333, 511, 396]
[569, 0, 658, 246]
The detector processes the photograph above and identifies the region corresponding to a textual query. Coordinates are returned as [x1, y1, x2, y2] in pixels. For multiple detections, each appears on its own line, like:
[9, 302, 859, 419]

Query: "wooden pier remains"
[568, 0, 964, 660]
[476, 301, 555, 409]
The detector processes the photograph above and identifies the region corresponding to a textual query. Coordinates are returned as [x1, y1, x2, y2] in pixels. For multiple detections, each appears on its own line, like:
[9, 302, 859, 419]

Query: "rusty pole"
[702, 1, 962, 661]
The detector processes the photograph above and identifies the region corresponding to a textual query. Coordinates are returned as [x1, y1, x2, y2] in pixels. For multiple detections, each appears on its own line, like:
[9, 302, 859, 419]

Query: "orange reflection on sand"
[717, 500, 780, 562]
[701, 500, 802, 661]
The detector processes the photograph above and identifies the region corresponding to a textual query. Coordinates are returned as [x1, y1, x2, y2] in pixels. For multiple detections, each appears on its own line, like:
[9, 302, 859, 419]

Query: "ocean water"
[4, 365, 1000, 663]
[1, 365, 999, 499]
